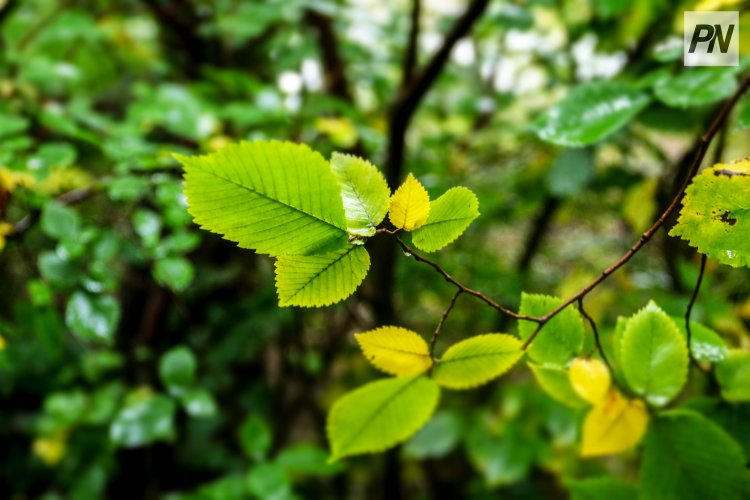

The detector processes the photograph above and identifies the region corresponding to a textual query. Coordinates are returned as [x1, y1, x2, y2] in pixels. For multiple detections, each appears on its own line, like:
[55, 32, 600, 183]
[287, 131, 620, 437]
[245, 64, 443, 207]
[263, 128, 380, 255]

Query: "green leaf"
[620, 302, 688, 406]
[110, 394, 176, 448]
[567, 477, 637, 500]
[518, 293, 585, 366]
[528, 363, 588, 408]
[327, 375, 440, 460]
[330, 152, 389, 237]
[716, 349, 750, 402]
[402, 410, 463, 459]
[274, 245, 369, 307]
[545, 148, 595, 197]
[65, 292, 120, 344]
[41, 202, 80, 241]
[411, 187, 479, 252]
[239, 414, 272, 461]
[532, 81, 650, 147]
[179, 388, 217, 418]
[275, 444, 343, 477]
[432, 334, 523, 389]
[654, 68, 737, 108]
[245, 462, 293, 500]
[153, 256, 195, 292]
[158, 346, 197, 394]
[178, 140, 348, 256]
[133, 209, 162, 249]
[0, 112, 29, 137]
[640, 410, 746, 500]
[670, 161, 750, 267]
[671, 317, 728, 363]
[465, 417, 536, 487]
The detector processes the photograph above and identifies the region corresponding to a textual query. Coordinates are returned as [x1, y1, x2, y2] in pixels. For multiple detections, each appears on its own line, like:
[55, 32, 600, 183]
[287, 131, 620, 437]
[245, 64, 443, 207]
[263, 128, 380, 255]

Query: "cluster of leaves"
[176, 140, 479, 307]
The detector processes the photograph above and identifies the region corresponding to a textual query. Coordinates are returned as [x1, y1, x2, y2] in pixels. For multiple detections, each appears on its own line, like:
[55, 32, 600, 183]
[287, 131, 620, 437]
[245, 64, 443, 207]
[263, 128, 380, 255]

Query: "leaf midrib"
[284, 246, 356, 302]
[194, 166, 346, 233]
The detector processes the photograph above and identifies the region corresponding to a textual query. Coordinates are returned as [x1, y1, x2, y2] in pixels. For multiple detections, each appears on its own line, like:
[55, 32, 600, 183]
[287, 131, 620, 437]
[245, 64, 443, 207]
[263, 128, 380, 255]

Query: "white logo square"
[684, 11, 739, 67]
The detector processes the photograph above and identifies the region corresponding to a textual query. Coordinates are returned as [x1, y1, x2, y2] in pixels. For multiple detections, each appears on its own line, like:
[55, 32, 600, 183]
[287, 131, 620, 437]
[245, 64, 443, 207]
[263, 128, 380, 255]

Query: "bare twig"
[577, 297, 612, 371]
[430, 289, 461, 358]
[394, 236, 539, 322]
[685, 254, 707, 363]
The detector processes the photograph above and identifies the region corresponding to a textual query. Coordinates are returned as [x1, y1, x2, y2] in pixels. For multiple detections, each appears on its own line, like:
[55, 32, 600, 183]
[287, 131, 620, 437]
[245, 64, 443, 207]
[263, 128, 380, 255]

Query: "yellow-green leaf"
[432, 334, 523, 389]
[388, 174, 430, 231]
[570, 357, 611, 405]
[529, 363, 588, 408]
[581, 390, 649, 457]
[411, 187, 479, 252]
[355, 326, 432, 376]
[327, 376, 440, 460]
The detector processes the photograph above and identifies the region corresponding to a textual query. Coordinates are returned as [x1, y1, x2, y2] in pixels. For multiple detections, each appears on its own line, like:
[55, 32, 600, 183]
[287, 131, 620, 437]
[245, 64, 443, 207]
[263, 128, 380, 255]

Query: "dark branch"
[430, 289, 461, 358]
[685, 254, 707, 364]
[394, 236, 538, 321]
[577, 297, 612, 372]
[401, 0, 422, 85]
[305, 9, 353, 103]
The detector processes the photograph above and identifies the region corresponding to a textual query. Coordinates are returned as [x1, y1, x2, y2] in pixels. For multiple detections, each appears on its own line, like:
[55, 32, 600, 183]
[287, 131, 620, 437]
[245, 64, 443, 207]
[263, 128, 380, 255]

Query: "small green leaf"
[545, 148, 595, 197]
[640, 410, 746, 500]
[654, 68, 737, 108]
[245, 462, 292, 500]
[153, 256, 195, 292]
[276, 444, 343, 477]
[670, 161, 750, 267]
[65, 292, 120, 344]
[402, 410, 463, 460]
[274, 245, 369, 307]
[133, 209, 162, 249]
[716, 349, 750, 402]
[528, 363, 588, 408]
[327, 375, 440, 460]
[110, 394, 176, 448]
[432, 334, 523, 389]
[41, 202, 80, 241]
[532, 81, 650, 147]
[518, 293, 585, 366]
[179, 388, 217, 418]
[159, 346, 197, 394]
[411, 187, 479, 252]
[330, 152, 390, 237]
[178, 140, 348, 256]
[240, 414, 272, 461]
[620, 302, 688, 406]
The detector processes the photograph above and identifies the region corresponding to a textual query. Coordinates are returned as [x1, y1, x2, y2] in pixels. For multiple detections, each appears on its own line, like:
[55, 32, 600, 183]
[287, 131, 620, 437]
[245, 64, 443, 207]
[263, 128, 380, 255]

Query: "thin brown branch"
[685, 254, 707, 364]
[430, 289, 461, 358]
[394, 236, 538, 322]
[577, 297, 612, 372]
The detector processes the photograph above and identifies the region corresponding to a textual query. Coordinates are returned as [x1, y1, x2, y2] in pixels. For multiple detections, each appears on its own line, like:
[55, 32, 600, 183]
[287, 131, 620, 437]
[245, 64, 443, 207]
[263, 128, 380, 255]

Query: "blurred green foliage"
[1, 0, 750, 498]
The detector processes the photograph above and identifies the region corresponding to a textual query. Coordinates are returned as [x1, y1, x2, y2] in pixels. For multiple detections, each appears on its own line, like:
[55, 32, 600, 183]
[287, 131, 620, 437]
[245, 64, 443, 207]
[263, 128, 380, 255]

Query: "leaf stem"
[685, 254, 708, 367]
[577, 297, 612, 372]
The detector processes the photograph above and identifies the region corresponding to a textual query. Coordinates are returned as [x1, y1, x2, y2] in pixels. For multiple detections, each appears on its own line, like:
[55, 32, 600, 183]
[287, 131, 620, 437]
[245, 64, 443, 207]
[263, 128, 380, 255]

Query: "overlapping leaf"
[620, 302, 688, 406]
[389, 174, 430, 231]
[355, 326, 432, 376]
[330, 153, 390, 237]
[640, 410, 746, 500]
[580, 390, 649, 457]
[432, 334, 523, 389]
[518, 293, 585, 366]
[716, 349, 750, 402]
[327, 376, 440, 460]
[671, 160, 750, 267]
[528, 363, 587, 408]
[411, 187, 479, 252]
[178, 141, 348, 256]
[569, 358, 611, 405]
[274, 245, 370, 307]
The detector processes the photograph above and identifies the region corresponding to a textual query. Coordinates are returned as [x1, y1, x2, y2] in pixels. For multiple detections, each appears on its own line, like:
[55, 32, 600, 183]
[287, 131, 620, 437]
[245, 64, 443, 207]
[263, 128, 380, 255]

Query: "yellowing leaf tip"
[388, 174, 430, 231]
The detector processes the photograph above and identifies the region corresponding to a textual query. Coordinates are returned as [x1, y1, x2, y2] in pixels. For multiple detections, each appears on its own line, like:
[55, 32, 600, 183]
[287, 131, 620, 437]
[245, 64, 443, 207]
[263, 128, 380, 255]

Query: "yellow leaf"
[32, 433, 67, 466]
[388, 174, 430, 231]
[0, 334, 6, 350]
[581, 390, 649, 457]
[0, 166, 36, 193]
[569, 357, 611, 404]
[355, 326, 432, 376]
